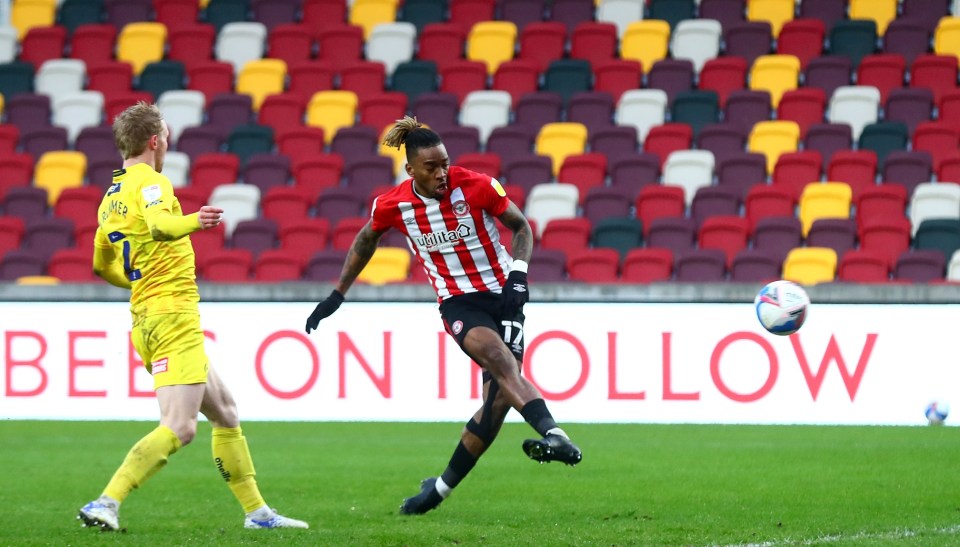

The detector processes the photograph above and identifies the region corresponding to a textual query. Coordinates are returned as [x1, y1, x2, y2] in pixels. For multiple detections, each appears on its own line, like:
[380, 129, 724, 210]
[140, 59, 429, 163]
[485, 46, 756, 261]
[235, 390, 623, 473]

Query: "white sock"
[97, 495, 120, 511]
[435, 477, 452, 499]
[546, 427, 568, 439]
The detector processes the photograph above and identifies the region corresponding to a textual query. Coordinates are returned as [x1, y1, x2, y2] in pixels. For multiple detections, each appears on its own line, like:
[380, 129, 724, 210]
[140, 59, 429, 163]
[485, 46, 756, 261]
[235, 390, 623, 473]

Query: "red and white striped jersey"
[370, 166, 513, 300]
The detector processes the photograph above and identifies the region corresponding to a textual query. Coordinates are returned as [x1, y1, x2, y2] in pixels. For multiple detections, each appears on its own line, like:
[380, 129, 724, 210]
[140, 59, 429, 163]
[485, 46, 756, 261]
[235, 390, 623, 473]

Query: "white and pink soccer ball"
[754, 280, 810, 336]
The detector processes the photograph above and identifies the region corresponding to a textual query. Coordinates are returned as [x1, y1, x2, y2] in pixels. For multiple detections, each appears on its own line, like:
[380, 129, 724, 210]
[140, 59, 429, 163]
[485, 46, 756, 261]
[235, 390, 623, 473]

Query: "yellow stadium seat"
[621, 20, 671, 74]
[35, 151, 87, 206]
[237, 59, 287, 112]
[11, 0, 56, 40]
[358, 246, 411, 285]
[798, 182, 853, 236]
[306, 90, 359, 144]
[747, 0, 794, 37]
[934, 17, 960, 61]
[849, 0, 897, 36]
[783, 247, 838, 285]
[535, 122, 589, 176]
[749, 54, 800, 107]
[0, 93, 4, 117]
[117, 22, 167, 75]
[349, 0, 399, 39]
[748, 120, 800, 175]
[16, 275, 60, 285]
[467, 21, 518, 75]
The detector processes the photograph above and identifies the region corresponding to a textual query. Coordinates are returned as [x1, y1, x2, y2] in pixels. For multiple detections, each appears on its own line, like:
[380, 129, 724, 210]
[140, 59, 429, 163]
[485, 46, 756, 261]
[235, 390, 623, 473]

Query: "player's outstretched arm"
[498, 202, 533, 317]
[498, 201, 533, 263]
[148, 205, 223, 241]
[305, 220, 384, 334]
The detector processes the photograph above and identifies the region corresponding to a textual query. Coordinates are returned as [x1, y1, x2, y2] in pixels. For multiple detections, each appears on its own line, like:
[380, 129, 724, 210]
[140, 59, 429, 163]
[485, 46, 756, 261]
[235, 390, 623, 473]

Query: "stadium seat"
[254, 248, 304, 281]
[198, 249, 253, 281]
[348, 0, 398, 39]
[806, 218, 857, 259]
[798, 181, 852, 236]
[19, 26, 66, 69]
[540, 218, 592, 255]
[662, 150, 715, 206]
[771, 150, 822, 199]
[669, 19, 721, 73]
[366, 22, 416, 76]
[828, 19, 878, 68]
[231, 218, 279, 258]
[746, 0, 793, 37]
[209, 184, 261, 237]
[826, 150, 878, 199]
[635, 185, 685, 237]
[782, 247, 837, 285]
[356, 246, 410, 285]
[913, 122, 960, 169]
[849, 0, 896, 36]
[883, 19, 931, 66]
[749, 55, 800, 108]
[306, 91, 358, 144]
[11, 0, 56, 41]
[884, 88, 933, 137]
[914, 218, 960, 263]
[186, 61, 234, 104]
[0, 216, 25, 258]
[828, 86, 881, 142]
[524, 183, 579, 238]
[621, 20, 671, 74]
[730, 248, 782, 282]
[644, 123, 694, 167]
[855, 184, 908, 231]
[215, 22, 268, 75]
[236, 59, 287, 112]
[858, 122, 909, 171]
[5, 93, 51, 135]
[935, 17, 960, 61]
[415, 23, 465, 72]
[744, 185, 797, 232]
[723, 90, 772, 135]
[0, 249, 47, 280]
[910, 54, 958, 105]
[894, 249, 946, 283]
[948, 249, 960, 281]
[670, 91, 720, 138]
[674, 248, 728, 281]
[715, 152, 767, 200]
[117, 22, 166, 75]
[467, 21, 517, 76]
[698, 57, 747, 108]
[804, 55, 852, 100]
[838, 249, 891, 283]
[566, 248, 620, 282]
[0, 26, 18, 64]
[724, 21, 773, 67]
[241, 153, 290, 194]
[499, 0, 548, 32]
[315, 187, 367, 229]
[167, 24, 216, 71]
[258, 94, 307, 138]
[690, 185, 740, 227]
[315, 24, 365, 72]
[54, 186, 103, 229]
[776, 88, 826, 140]
[162, 151, 190, 188]
[858, 216, 912, 268]
[748, 120, 800, 175]
[534, 123, 588, 176]
[0, 62, 35, 100]
[698, 215, 750, 268]
[621, 247, 673, 282]
[278, 218, 330, 261]
[517, 22, 566, 73]
[399, 0, 445, 31]
[339, 61, 387, 104]
[557, 152, 607, 200]
[157, 90, 205, 144]
[266, 24, 312, 66]
[776, 18, 826, 70]
[569, 22, 618, 67]
[590, 217, 643, 259]
[615, 90, 668, 145]
[909, 182, 960, 235]
[227, 124, 275, 166]
[856, 54, 906, 105]
[803, 123, 852, 167]
[566, 92, 615, 137]
[0, 125, 19, 155]
[47, 247, 96, 282]
[646, 59, 695, 108]
[501, 155, 553, 192]
[34, 151, 86, 206]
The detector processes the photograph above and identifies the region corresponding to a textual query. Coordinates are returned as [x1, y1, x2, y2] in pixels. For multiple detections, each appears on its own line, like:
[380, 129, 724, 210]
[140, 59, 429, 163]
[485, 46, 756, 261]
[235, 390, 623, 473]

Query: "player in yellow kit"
[78, 102, 308, 532]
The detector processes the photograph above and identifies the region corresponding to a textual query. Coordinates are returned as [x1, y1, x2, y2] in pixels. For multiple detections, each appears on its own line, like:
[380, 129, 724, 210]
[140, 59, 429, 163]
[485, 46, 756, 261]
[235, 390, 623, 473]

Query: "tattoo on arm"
[336, 223, 382, 294]
[499, 202, 533, 262]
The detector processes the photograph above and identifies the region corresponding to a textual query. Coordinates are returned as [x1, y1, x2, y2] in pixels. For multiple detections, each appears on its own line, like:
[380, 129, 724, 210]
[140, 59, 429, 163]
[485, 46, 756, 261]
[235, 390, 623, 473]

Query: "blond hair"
[112, 101, 164, 159]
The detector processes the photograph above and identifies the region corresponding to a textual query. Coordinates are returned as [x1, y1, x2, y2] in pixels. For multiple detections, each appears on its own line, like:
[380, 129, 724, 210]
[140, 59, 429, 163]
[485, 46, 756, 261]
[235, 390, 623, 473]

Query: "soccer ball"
[925, 401, 949, 425]
[754, 280, 810, 336]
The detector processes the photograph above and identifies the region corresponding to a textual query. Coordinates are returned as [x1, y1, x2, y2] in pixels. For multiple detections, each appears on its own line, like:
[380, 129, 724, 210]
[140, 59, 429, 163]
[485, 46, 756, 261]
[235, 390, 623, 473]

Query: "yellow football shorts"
[132, 312, 210, 389]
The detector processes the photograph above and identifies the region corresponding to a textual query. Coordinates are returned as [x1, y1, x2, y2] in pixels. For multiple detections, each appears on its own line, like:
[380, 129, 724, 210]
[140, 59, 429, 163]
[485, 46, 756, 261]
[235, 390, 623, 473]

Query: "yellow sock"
[103, 425, 181, 503]
[212, 427, 266, 513]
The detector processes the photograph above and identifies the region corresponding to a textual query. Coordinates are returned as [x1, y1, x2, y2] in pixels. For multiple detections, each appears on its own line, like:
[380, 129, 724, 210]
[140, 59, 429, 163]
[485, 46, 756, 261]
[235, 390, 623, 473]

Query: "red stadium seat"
[635, 184, 686, 237]
[198, 249, 252, 281]
[566, 248, 620, 282]
[539, 217, 592, 255]
[621, 248, 673, 282]
[254, 249, 304, 281]
[279, 218, 330, 261]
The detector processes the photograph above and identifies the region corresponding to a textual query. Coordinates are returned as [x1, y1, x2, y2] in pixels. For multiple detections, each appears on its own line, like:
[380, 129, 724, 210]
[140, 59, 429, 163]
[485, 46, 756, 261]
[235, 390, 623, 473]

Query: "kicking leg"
[200, 367, 308, 529]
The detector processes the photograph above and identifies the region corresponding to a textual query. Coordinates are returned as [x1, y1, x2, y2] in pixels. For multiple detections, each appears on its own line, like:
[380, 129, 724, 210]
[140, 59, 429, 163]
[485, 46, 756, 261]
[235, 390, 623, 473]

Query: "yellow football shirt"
[94, 163, 200, 318]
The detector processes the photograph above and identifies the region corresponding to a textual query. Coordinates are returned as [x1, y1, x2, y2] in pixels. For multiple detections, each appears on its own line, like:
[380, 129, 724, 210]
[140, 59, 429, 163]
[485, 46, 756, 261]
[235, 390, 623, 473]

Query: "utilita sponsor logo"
[414, 224, 471, 251]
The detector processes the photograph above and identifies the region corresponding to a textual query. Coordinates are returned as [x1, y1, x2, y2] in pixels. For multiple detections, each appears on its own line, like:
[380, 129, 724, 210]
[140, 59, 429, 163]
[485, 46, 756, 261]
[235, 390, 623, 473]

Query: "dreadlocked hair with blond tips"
[382, 115, 443, 163]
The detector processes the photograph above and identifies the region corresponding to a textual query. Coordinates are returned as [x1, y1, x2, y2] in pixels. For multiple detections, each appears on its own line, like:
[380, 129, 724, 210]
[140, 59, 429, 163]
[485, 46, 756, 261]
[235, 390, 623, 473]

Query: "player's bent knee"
[465, 418, 495, 445]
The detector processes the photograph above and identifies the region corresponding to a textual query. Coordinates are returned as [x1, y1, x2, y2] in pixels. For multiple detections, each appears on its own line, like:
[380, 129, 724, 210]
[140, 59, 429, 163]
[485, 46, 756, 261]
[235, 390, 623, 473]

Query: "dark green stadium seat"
[591, 217, 644, 259]
[137, 61, 186, 99]
[828, 20, 877, 68]
[543, 59, 592, 106]
[649, 0, 696, 30]
[671, 90, 720, 137]
[857, 121, 908, 168]
[390, 60, 439, 104]
[914, 219, 960, 263]
[0, 62, 36, 99]
[58, 0, 105, 34]
[227, 124, 274, 165]
[400, 0, 447, 32]
[204, 0, 250, 32]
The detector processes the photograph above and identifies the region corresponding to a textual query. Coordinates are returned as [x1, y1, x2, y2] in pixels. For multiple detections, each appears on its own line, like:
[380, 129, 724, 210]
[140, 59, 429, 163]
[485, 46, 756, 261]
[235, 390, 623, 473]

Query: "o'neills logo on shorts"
[451, 320, 464, 335]
[152, 357, 169, 374]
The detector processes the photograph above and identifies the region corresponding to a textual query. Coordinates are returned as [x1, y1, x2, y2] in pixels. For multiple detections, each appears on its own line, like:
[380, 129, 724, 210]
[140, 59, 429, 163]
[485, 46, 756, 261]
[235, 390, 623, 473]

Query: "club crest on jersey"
[451, 320, 464, 335]
[452, 200, 470, 217]
[151, 357, 169, 374]
[414, 223, 472, 251]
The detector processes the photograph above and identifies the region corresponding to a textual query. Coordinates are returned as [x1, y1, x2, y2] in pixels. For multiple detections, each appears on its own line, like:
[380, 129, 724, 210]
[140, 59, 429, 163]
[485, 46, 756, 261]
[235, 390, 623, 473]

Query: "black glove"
[501, 270, 529, 318]
[305, 290, 344, 333]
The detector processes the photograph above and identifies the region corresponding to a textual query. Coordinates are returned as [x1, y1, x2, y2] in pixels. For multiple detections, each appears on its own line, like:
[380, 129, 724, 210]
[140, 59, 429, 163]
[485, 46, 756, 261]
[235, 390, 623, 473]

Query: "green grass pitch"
[3, 420, 960, 546]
